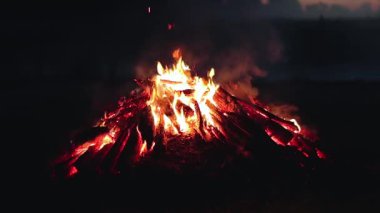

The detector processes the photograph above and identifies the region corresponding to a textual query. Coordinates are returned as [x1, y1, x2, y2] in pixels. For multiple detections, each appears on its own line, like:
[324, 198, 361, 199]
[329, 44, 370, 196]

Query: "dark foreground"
[3, 80, 380, 212]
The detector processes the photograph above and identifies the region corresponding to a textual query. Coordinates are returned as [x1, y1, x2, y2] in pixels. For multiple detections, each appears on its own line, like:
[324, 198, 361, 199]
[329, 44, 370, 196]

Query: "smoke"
[268, 103, 300, 120]
[216, 49, 267, 82]
[133, 24, 284, 101]
[213, 48, 266, 100]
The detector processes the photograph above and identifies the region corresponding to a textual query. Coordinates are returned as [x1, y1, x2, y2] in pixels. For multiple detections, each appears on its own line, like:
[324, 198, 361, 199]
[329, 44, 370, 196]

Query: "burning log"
[53, 50, 324, 177]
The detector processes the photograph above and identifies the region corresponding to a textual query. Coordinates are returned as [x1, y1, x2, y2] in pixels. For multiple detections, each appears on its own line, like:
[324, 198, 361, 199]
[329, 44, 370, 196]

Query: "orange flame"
[147, 49, 219, 139]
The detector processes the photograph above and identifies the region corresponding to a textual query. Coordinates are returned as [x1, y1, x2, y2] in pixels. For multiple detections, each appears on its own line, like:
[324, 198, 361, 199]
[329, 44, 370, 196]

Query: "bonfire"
[54, 50, 325, 177]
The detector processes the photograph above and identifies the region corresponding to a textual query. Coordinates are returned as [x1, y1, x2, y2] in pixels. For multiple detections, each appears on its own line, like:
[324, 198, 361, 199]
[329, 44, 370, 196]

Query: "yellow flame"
[147, 50, 219, 137]
[290, 118, 301, 133]
[139, 140, 147, 156]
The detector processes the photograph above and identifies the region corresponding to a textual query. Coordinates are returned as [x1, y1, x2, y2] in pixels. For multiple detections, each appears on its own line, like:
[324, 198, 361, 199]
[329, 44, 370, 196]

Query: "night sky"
[1, 0, 379, 81]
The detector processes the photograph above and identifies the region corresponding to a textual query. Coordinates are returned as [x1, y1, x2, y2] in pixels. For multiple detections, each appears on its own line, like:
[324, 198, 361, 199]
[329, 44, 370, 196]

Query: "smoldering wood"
[54, 84, 322, 177]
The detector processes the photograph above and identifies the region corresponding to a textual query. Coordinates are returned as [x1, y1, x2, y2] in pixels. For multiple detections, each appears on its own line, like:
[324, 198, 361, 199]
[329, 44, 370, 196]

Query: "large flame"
[54, 49, 324, 178]
[147, 49, 220, 140]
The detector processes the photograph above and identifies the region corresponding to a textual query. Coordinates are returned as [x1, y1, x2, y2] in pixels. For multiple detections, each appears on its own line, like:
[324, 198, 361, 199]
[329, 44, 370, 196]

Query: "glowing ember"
[54, 49, 325, 177]
[167, 23, 174, 30]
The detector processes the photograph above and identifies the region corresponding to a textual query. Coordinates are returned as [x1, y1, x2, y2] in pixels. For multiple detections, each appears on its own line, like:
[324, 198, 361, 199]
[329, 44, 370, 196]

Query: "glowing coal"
[53, 49, 325, 177]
